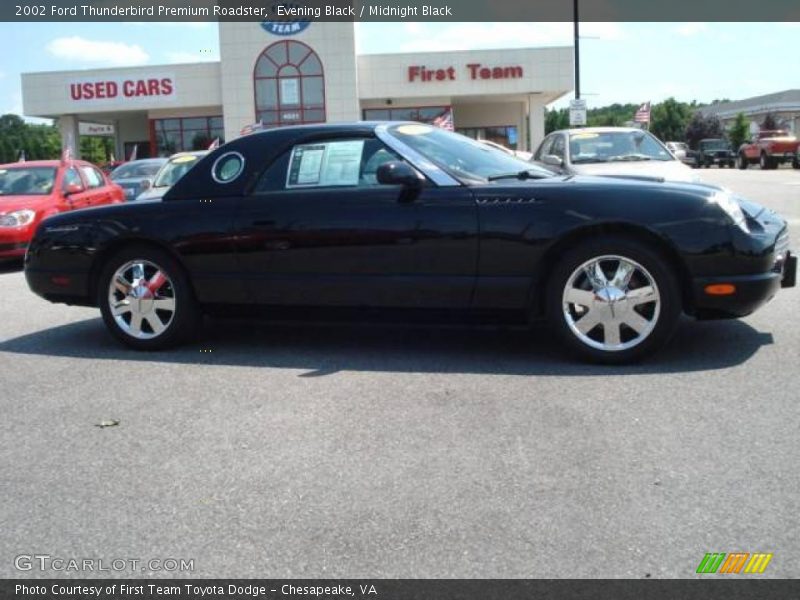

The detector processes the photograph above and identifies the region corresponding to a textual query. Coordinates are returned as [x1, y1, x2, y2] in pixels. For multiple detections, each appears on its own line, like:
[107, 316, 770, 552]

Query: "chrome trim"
[375, 124, 461, 187]
[211, 151, 246, 184]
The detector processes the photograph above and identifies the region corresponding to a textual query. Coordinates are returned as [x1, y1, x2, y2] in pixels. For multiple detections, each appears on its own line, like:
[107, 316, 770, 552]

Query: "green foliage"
[545, 108, 569, 134]
[0, 113, 116, 164]
[0, 114, 62, 163]
[728, 113, 750, 151]
[650, 98, 691, 143]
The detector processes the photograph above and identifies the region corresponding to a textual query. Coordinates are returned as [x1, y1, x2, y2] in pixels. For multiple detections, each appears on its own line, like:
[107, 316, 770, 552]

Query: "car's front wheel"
[546, 237, 681, 364]
[737, 153, 748, 170]
[98, 245, 200, 350]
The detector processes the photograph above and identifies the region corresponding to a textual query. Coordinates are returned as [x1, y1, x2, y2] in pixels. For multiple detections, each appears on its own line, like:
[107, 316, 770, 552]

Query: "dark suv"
[694, 138, 735, 169]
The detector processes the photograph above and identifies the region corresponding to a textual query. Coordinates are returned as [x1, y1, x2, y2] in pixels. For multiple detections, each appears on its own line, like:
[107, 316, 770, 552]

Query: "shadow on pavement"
[0, 314, 774, 376]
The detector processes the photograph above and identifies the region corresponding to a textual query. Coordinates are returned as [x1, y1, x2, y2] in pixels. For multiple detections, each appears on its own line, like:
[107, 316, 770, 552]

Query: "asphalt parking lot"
[1, 167, 798, 579]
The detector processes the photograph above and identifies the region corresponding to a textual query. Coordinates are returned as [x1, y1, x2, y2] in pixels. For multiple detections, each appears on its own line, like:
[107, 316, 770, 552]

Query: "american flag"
[432, 108, 454, 131]
[207, 138, 220, 150]
[634, 102, 651, 123]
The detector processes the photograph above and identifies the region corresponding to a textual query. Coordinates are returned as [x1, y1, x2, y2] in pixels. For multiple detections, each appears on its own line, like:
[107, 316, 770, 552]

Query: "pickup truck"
[737, 130, 800, 170]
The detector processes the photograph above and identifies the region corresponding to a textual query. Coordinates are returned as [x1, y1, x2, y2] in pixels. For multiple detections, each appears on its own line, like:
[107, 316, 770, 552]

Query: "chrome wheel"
[562, 255, 660, 352]
[107, 260, 176, 339]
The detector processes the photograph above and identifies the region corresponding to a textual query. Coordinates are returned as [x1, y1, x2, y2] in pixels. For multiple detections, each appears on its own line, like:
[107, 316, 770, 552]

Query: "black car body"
[24, 122, 796, 363]
[694, 138, 736, 169]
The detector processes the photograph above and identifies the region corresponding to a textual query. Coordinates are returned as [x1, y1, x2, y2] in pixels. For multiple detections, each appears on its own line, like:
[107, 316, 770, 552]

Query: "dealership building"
[20, 22, 573, 159]
[702, 89, 800, 135]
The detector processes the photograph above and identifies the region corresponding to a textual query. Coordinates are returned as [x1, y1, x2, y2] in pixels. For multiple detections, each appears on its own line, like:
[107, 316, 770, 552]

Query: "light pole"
[574, 0, 580, 99]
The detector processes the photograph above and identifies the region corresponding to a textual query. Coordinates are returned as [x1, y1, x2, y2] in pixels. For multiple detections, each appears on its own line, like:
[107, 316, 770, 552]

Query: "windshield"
[386, 124, 553, 183]
[701, 140, 730, 150]
[568, 131, 673, 163]
[111, 161, 164, 180]
[0, 167, 56, 196]
[153, 155, 201, 188]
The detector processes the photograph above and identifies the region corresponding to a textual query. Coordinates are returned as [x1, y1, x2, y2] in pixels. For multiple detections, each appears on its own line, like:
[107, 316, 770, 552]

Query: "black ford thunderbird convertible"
[24, 123, 796, 363]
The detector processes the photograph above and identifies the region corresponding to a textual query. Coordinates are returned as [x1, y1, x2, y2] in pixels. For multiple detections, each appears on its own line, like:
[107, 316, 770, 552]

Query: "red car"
[0, 159, 124, 259]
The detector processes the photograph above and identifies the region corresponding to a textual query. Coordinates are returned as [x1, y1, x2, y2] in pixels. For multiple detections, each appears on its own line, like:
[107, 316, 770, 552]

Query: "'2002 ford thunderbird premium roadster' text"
[24, 122, 796, 363]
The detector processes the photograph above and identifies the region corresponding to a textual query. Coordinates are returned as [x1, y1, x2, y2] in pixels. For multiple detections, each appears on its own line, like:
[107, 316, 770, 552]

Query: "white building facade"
[21, 22, 573, 159]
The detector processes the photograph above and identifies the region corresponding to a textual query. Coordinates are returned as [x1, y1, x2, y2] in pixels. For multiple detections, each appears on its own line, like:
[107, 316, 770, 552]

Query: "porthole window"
[211, 152, 245, 184]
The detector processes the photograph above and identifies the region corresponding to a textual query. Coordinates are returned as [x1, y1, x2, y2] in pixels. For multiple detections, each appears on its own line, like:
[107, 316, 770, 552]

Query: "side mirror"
[541, 154, 564, 168]
[63, 183, 84, 196]
[376, 161, 425, 202]
[140, 179, 152, 191]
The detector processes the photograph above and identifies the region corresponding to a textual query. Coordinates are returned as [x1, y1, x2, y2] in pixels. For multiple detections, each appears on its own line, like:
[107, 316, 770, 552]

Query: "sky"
[0, 21, 798, 120]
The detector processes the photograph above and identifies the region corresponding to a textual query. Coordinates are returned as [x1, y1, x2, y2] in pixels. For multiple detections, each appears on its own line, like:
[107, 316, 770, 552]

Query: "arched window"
[254, 40, 325, 127]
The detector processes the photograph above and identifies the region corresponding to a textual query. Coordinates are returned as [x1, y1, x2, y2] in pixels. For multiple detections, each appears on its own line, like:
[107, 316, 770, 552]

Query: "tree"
[545, 108, 569, 134]
[760, 112, 784, 131]
[650, 97, 691, 142]
[685, 112, 724, 149]
[728, 112, 750, 151]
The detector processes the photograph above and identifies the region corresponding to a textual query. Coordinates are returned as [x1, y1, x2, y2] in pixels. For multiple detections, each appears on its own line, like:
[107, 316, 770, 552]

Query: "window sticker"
[172, 155, 199, 164]
[396, 124, 433, 136]
[286, 140, 365, 188]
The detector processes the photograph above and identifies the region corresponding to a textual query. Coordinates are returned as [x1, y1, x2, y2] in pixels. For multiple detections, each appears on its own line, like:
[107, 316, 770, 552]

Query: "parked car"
[532, 127, 698, 183]
[693, 138, 736, 169]
[477, 139, 534, 161]
[0, 159, 124, 260]
[110, 158, 168, 201]
[737, 130, 800, 170]
[136, 151, 207, 202]
[24, 123, 795, 363]
[666, 141, 696, 167]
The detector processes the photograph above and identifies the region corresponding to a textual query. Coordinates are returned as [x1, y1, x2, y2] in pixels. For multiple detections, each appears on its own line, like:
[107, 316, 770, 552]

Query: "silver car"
[110, 158, 167, 201]
[136, 151, 207, 202]
[533, 127, 698, 183]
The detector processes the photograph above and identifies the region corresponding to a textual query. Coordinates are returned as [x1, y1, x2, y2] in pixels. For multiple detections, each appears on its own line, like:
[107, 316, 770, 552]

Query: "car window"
[111, 161, 164, 180]
[0, 167, 56, 195]
[62, 167, 83, 191]
[254, 138, 404, 193]
[535, 135, 554, 161]
[550, 135, 566, 159]
[80, 166, 105, 189]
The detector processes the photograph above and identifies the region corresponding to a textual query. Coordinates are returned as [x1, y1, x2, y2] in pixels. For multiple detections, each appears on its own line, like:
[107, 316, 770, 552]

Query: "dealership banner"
[2, 580, 799, 600]
[4, 0, 800, 21]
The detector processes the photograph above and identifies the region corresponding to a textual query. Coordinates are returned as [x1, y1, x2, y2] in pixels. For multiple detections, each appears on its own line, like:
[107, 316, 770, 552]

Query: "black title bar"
[2, 580, 800, 600]
[4, 0, 800, 22]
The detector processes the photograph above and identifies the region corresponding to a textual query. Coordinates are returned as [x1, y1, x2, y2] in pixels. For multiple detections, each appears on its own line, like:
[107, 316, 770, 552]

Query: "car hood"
[570, 160, 700, 183]
[0, 195, 53, 213]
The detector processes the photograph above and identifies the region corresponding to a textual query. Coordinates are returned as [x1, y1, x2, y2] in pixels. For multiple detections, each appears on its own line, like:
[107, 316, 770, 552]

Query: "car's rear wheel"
[737, 153, 748, 170]
[546, 237, 681, 364]
[98, 245, 199, 350]
[759, 152, 776, 170]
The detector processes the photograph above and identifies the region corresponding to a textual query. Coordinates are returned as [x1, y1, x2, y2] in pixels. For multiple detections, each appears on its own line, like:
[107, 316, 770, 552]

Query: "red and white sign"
[68, 75, 176, 105]
[408, 64, 524, 83]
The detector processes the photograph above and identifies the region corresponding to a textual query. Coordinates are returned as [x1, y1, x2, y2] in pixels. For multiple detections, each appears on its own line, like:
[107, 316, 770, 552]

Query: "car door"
[60, 165, 95, 210]
[233, 135, 478, 308]
[78, 164, 114, 206]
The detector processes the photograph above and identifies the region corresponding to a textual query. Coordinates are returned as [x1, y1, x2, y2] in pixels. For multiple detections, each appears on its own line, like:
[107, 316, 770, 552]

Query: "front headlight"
[709, 191, 748, 233]
[0, 209, 37, 228]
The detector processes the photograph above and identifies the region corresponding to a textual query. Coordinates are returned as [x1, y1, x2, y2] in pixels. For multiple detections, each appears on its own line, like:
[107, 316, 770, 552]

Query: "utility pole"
[574, 0, 580, 99]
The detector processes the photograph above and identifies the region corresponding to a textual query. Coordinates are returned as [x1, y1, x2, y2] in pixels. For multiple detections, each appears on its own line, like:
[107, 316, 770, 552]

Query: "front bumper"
[0, 227, 34, 258]
[692, 250, 796, 319]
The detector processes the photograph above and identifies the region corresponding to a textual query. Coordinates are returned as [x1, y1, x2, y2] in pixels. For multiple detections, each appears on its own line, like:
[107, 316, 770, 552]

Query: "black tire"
[793, 158, 800, 170]
[737, 153, 748, 170]
[760, 152, 776, 170]
[545, 236, 682, 364]
[98, 245, 200, 350]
